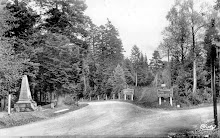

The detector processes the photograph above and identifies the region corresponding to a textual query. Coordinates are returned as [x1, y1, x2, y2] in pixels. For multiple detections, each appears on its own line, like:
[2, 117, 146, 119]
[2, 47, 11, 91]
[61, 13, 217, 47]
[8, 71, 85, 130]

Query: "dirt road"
[0, 101, 218, 137]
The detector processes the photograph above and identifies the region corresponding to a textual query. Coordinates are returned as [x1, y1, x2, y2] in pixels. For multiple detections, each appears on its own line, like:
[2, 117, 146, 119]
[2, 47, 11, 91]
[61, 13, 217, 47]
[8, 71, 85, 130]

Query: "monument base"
[14, 100, 37, 112]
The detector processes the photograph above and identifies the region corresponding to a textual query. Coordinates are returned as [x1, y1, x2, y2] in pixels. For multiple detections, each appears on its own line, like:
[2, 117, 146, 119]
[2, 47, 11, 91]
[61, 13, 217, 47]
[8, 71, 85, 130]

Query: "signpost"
[157, 88, 173, 106]
[123, 88, 134, 101]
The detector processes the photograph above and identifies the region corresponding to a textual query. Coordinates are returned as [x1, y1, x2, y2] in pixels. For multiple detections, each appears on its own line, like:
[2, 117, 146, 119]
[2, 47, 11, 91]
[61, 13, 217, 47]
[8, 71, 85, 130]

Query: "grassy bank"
[0, 103, 88, 128]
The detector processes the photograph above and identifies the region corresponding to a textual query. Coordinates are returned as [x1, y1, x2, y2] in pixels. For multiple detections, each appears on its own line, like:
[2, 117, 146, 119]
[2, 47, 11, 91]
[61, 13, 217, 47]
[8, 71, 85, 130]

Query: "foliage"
[86, 19, 124, 97]
[112, 64, 126, 94]
[122, 58, 135, 85]
[149, 50, 164, 74]
[158, 0, 218, 106]
[0, 7, 27, 98]
[0, 0, 218, 107]
[130, 45, 153, 86]
[63, 96, 77, 105]
[136, 87, 158, 106]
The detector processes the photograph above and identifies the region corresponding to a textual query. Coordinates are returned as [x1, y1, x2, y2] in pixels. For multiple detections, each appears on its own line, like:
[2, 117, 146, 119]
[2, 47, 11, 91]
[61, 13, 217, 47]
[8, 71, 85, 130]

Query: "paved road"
[0, 101, 218, 137]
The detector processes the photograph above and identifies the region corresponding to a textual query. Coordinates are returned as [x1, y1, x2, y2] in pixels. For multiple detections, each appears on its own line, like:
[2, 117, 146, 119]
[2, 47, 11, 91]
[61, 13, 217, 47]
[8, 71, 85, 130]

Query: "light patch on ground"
[54, 109, 69, 114]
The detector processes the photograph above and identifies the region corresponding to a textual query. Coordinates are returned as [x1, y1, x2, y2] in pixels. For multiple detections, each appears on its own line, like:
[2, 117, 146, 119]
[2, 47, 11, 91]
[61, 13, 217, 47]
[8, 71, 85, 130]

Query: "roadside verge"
[0, 103, 88, 129]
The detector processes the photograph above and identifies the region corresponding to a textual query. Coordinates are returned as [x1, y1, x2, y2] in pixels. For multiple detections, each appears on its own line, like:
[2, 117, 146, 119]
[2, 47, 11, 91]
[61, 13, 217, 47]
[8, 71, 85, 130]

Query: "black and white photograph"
[0, 0, 219, 137]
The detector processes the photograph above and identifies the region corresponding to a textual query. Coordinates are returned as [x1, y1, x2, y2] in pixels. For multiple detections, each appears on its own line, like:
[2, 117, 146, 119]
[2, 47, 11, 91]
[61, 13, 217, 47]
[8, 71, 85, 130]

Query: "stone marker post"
[170, 97, 172, 106]
[50, 102, 55, 109]
[118, 93, 120, 99]
[131, 94, 134, 101]
[159, 97, 161, 105]
[106, 95, 107, 100]
[97, 95, 99, 100]
[113, 94, 115, 99]
[8, 94, 11, 115]
[124, 94, 126, 100]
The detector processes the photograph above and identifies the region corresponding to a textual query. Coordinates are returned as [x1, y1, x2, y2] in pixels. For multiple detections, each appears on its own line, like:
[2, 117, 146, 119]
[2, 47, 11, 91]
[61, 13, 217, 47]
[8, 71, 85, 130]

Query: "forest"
[0, 0, 220, 109]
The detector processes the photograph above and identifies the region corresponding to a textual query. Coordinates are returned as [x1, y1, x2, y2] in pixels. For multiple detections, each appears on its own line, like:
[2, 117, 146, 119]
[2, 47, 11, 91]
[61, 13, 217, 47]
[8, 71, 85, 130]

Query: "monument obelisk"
[14, 75, 37, 112]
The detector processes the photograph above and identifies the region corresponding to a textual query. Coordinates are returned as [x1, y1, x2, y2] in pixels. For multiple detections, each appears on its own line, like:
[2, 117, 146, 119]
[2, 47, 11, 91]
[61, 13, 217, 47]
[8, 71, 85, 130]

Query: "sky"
[85, 0, 175, 60]
[85, 0, 215, 60]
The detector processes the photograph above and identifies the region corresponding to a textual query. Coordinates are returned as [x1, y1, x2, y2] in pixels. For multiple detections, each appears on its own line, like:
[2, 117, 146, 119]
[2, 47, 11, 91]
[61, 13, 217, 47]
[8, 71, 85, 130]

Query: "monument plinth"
[14, 75, 37, 112]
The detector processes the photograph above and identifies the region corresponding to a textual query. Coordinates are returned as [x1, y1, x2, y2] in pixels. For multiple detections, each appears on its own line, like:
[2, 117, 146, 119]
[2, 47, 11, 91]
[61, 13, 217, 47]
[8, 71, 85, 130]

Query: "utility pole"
[211, 18, 218, 128]
[168, 49, 171, 89]
[211, 44, 218, 128]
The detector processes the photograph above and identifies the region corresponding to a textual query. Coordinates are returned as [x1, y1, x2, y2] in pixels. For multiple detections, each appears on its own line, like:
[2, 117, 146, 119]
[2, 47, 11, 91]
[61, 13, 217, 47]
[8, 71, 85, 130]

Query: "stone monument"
[14, 75, 37, 112]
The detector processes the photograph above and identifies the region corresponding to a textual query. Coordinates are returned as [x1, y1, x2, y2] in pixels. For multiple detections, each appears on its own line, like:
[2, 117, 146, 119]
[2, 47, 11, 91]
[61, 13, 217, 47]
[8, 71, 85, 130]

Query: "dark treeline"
[0, 0, 155, 106]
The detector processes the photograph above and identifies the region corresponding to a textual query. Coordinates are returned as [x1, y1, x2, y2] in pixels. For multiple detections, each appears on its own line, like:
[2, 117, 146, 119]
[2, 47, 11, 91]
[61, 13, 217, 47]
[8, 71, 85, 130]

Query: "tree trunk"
[40, 90, 42, 105]
[181, 41, 184, 65]
[192, 25, 197, 94]
[1, 98, 5, 111]
[83, 74, 86, 94]
[50, 92, 52, 103]
[155, 73, 158, 87]
[135, 72, 138, 87]
[192, 59, 197, 93]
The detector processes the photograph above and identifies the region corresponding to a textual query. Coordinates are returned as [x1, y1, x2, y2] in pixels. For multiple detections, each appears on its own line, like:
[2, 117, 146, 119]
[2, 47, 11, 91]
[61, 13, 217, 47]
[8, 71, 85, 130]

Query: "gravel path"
[0, 101, 218, 137]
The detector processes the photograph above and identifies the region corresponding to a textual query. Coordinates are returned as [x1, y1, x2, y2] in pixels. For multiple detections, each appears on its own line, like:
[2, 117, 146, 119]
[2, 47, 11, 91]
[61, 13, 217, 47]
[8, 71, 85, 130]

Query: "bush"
[63, 96, 76, 105]
[173, 86, 213, 107]
[135, 87, 158, 104]
[132, 86, 144, 100]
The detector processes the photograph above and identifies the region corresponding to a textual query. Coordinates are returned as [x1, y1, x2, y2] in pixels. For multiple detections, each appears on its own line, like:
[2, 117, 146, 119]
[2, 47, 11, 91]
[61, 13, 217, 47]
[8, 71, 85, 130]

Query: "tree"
[163, 1, 191, 64]
[86, 19, 124, 97]
[34, 0, 89, 102]
[112, 64, 126, 95]
[130, 45, 141, 86]
[129, 45, 153, 86]
[1, 0, 43, 103]
[0, 0, 91, 104]
[149, 50, 163, 74]
[0, 38, 25, 98]
[123, 58, 135, 85]
[186, 0, 207, 94]
[0, 5, 27, 109]
[160, 0, 215, 94]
